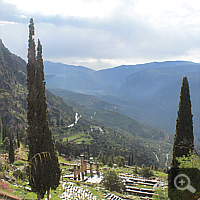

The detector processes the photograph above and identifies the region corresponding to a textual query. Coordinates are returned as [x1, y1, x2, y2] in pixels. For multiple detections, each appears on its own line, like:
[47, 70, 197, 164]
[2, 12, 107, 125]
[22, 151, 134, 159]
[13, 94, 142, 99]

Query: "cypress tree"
[171, 76, 194, 168]
[36, 39, 60, 198]
[27, 19, 60, 199]
[128, 154, 131, 166]
[9, 136, 14, 164]
[17, 129, 20, 148]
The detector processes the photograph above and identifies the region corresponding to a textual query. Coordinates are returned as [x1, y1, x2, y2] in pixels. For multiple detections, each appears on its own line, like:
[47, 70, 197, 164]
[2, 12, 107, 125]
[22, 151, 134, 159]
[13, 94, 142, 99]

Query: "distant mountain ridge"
[44, 60, 200, 137]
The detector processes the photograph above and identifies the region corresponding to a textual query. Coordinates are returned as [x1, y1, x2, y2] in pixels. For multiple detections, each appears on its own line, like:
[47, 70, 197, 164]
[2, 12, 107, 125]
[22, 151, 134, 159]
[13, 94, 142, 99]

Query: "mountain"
[0, 39, 74, 129]
[109, 63, 200, 135]
[44, 61, 100, 94]
[0, 39, 172, 167]
[44, 60, 200, 137]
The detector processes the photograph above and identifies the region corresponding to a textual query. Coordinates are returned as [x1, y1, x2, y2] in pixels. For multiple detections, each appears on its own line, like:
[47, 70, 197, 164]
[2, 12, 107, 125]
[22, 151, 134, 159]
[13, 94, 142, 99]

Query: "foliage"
[113, 156, 124, 167]
[9, 137, 15, 164]
[3, 137, 10, 151]
[107, 156, 113, 168]
[14, 160, 26, 166]
[139, 166, 154, 178]
[154, 186, 169, 200]
[102, 170, 123, 192]
[0, 117, 2, 147]
[171, 76, 194, 168]
[27, 18, 60, 199]
[177, 151, 200, 168]
[13, 169, 27, 181]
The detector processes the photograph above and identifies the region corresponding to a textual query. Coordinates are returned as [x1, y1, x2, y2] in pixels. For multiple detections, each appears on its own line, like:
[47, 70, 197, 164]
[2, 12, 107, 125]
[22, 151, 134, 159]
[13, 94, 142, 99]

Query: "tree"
[128, 154, 131, 166]
[139, 166, 153, 178]
[27, 18, 60, 200]
[9, 137, 14, 164]
[171, 76, 194, 168]
[0, 117, 2, 147]
[102, 170, 123, 192]
[17, 129, 20, 148]
[3, 137, 10, 151]
[107, 156, 113, 168]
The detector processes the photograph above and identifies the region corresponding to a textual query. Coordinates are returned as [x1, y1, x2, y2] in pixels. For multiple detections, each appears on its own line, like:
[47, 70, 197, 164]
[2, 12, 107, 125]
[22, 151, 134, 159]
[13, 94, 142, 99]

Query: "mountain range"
[0, 39, 173, 167]
[44, 60, 200, 137]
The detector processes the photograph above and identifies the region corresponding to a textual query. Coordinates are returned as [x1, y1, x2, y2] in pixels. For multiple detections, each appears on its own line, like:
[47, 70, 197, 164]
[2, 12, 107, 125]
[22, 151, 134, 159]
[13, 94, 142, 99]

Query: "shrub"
[13, 169, 27, 181]
[102, 170, 123, 192]
[139, 167, 153, 178]
[14, 160, 26, 166]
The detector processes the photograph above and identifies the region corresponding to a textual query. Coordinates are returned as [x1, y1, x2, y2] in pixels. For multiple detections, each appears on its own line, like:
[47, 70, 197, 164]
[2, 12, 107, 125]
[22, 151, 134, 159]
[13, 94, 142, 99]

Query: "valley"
[44, 60, 200, 137]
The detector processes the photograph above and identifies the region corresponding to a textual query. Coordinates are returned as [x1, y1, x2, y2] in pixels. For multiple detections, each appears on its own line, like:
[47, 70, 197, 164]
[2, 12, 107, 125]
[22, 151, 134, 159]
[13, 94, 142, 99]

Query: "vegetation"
[102, 170, 123, 192]
[26, 18, 60, 199]
[139, 164, 153, 178]
[171, 76, 194, 168]
[9, 136, 14, 164]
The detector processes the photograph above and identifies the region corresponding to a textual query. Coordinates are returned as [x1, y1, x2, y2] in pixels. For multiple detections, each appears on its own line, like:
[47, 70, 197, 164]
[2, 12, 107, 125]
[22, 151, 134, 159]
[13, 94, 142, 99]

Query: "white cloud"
[4, 0, 123, 18]
[1, 0, 200, 69]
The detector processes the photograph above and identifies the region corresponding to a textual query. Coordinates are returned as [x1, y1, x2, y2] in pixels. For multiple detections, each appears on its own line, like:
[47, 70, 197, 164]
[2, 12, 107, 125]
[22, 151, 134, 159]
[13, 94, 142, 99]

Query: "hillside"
[0, 40, 172, 167]
[47, 87, 173, 167]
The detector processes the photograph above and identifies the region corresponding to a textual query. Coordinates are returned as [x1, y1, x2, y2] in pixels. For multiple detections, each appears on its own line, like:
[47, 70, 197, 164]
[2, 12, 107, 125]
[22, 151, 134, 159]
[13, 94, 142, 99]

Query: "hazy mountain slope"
[47, 87, 173, 142]
[44, 61, 101, 94]
[92, 61, 193, 95]
[47, 87, 119, 111]
[116, 65, 200, 135]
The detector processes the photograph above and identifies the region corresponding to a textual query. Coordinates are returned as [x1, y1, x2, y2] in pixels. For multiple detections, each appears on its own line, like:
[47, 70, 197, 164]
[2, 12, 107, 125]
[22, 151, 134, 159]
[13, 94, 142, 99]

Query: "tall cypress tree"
[171, 76, 194, 168]
[0, 117, 2, 147]
[36, 39, 60, 198]
[9, 136, 14, 164]
[27, 19, 60, 199]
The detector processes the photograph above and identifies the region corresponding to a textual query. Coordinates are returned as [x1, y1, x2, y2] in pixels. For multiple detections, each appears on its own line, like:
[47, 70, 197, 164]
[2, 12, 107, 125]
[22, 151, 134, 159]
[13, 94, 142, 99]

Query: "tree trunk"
[47, 189, 50, 200]
[37, 192, 41, 200]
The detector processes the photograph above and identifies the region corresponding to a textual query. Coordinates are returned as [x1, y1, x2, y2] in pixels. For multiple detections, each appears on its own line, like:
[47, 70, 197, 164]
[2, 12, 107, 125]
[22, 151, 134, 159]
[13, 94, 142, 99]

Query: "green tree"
[107, 156, 113, 168]
[9, 137, 14, 164]
[102, 170, 123, 192]
[128, 154, 131, 166]
[0, 117, 2, 147]
[17, 129, 20, 148]
[113, 156, 124, 167]
[171, 76, 194, 168]
[27, 18, 60, 200]
[139, 166, 153, 178]
[3, 137, 10, 151]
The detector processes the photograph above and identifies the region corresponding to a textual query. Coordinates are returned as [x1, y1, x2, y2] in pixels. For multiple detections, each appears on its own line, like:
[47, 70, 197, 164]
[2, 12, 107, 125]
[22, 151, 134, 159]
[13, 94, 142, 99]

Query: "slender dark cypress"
[27, 19, 60, 199]
[9, 136, 14, 164]
[36, 39, 60, 198]
[171, 76, 194, 168]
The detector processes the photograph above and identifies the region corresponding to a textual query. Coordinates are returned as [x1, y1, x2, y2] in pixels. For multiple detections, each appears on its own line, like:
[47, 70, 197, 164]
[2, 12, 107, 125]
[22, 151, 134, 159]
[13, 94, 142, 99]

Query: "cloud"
[0, 0, 199, 69]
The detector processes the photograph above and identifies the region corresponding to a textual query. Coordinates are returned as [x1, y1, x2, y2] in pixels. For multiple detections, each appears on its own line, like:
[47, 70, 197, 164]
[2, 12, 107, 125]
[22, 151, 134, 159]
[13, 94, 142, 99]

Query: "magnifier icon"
[174, 174, 196, 193]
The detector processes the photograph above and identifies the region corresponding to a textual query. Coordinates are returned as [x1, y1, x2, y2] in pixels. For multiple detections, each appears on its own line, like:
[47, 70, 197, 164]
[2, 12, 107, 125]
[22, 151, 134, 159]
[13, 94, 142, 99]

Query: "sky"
[0, 0, 200, 70]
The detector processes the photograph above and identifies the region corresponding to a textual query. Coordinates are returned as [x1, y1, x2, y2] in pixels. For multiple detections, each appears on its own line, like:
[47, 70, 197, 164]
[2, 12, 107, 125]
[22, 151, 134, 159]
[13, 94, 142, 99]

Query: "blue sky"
[0, 0, 200, 70]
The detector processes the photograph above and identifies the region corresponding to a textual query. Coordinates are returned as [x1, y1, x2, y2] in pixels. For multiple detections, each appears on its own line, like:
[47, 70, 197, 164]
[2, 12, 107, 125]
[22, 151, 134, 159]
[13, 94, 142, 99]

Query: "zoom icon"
[174, 174, 196, 193]
[168, 168, 200, 200]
